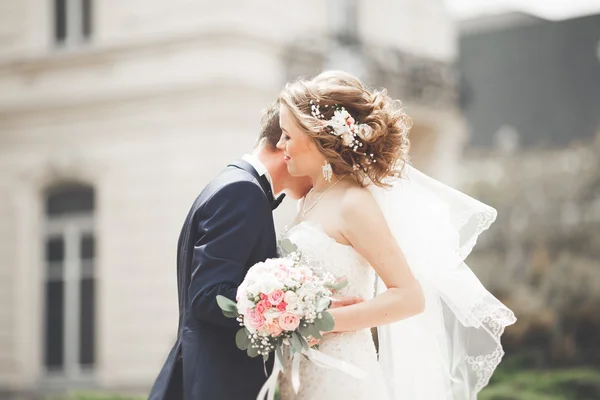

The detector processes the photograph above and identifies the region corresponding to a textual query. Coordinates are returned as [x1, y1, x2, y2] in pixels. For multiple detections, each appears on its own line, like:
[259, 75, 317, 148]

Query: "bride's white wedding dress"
[278, 221, 390, 400]
[273, 165, 516, 400]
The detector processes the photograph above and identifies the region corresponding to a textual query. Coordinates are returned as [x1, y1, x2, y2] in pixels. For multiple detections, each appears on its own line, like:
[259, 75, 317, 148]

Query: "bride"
[274, 71, 516, 399]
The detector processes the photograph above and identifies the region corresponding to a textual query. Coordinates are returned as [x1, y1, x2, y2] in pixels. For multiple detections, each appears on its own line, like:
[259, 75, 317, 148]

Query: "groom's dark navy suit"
[149, 160, 280, 400]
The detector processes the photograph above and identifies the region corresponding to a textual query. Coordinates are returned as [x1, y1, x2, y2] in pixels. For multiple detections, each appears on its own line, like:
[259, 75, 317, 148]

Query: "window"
[54, 0, 93, 46]
[44, 184, 96, 377]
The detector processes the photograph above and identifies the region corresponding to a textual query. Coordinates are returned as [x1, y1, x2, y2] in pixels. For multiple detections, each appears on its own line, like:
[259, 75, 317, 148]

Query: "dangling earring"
[322, 160, 333, 182]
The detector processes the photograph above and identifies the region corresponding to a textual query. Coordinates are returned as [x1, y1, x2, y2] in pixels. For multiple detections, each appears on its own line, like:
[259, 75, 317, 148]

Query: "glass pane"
[80, 235, 94, 261]
[45, 281, 64, 369]
[82, 0, 92, 39]
[46, 237, 64, 263]
[46, 185, 94, 216]
[79, 278, 95, 366]
[54, 0, 67, 43]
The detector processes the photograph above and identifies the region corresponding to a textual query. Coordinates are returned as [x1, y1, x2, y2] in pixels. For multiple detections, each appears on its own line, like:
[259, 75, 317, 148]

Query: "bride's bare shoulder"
[339, 184, 380, 221]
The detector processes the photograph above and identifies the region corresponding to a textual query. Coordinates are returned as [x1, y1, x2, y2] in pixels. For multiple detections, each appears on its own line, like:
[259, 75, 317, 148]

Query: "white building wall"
[0, 0, 460, 393]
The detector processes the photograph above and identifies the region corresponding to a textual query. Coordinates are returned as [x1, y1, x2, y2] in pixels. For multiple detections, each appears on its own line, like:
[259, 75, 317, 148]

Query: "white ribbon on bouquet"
[257, 345, 367, 400]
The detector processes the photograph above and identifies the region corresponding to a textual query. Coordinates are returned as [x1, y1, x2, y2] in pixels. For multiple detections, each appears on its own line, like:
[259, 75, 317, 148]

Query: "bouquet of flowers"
[217, 240, 365, 399]
[216, 247, 347, 362]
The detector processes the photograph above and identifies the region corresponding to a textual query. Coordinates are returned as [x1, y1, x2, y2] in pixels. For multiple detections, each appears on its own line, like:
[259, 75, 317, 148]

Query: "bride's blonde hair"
[279, 71, 412, 187]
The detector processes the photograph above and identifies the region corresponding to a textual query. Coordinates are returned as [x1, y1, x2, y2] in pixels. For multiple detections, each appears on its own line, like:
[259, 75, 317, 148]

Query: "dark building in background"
[458, 13, 600, 149]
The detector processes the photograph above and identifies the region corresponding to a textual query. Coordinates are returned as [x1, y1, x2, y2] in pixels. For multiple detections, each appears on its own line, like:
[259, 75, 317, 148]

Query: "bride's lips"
[284, 155, 291, 162]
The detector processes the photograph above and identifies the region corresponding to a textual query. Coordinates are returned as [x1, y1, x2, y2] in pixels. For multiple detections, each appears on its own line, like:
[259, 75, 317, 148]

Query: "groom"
[148, 102, 312, 400]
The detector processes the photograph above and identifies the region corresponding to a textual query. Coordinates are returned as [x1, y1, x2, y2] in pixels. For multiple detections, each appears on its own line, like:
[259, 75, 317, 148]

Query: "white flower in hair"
[341, 131, 354, 147]
[329, 109, 352, 135]
[357, 124, 374, 140]
[309, 102, 377, 164]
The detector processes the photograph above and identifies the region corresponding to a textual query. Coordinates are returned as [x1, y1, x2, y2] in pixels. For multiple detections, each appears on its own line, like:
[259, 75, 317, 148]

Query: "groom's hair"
[256, 100, 281, 150]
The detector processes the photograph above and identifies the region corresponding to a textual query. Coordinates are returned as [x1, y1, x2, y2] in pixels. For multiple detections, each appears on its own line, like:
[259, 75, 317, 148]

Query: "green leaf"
[247, 345, 260, 358]
[325, 277, 349, 291]
[276, 346, 286, 367]
[290, 331, 303, 353]
[296, 332, 309, 351]
[307, 323, 322, 340]
[235, 328, 251, 351]
[216, 295, 237, 313]
[314, 311, 335, 332]
[221, 309, 238, 319]
[316, 297, 331, 312]
[298, 323, 311, 338]
[279, 238, 298, 255]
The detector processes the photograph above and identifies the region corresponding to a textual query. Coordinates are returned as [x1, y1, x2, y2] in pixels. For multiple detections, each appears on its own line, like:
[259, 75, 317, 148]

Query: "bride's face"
[277, 104, 324, 178]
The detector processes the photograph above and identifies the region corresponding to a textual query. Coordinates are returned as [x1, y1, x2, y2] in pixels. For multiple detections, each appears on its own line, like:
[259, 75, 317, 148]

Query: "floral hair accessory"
[309, 99, 376, 168]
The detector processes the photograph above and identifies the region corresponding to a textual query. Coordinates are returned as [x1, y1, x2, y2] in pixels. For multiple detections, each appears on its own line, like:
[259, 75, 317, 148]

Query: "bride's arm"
[328, 187, 425, 332]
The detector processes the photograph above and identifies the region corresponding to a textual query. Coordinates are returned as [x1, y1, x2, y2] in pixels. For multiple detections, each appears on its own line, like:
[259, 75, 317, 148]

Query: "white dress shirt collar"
[242, 153, 276, 195]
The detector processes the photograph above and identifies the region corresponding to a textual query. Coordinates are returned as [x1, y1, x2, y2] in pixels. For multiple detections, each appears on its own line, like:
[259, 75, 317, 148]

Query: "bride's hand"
[329, 296, 364, 309]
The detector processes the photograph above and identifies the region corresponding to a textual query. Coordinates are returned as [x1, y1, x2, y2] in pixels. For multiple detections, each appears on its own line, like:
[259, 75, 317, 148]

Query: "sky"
[445, 0, 600, 20]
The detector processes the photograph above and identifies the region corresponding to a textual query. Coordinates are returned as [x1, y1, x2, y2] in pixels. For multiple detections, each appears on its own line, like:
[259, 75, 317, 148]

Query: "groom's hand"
[329, 296, 364, 309]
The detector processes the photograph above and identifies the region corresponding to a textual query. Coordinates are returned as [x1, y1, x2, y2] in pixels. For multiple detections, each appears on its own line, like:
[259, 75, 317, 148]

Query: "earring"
[322, 160, 333, 182]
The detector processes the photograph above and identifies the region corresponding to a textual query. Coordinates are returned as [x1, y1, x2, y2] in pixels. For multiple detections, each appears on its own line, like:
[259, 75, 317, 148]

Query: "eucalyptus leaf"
[307, 324, 323, 339]
[296, 332, 309, 351]
[290, 332, 303, 353]
[276, 346, 286, 367]
[298, 323, 311, 338]
[222, 309, 238, 318]
[316, 297, 331, 312]
[216, 295, 237, 313]
[247, 345, 260, 358]
[279, 238, 298, 255]
[235, 328, 250, 351]
[315, 311, 335, 332]
[325, 278, 349, 291]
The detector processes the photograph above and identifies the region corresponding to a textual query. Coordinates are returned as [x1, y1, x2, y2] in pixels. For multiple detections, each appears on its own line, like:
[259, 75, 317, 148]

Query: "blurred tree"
[464, 133, 600, 368]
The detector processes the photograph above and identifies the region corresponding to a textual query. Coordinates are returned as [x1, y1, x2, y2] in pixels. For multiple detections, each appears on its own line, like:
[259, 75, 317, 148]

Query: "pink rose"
[277, 301, 288, 312]
[260, 294, 268, 301]
[268, 290, 285, 306]
[267, 321, 283, 337]
[278, 312, 300, 331]
[246, 309, 266, 330]
[346, 117, 355, 125]
[255, 300, 271, 315]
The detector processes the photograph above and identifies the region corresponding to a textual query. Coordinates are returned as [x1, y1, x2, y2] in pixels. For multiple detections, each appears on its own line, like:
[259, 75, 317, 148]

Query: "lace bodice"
[280, 221, 376, 301]
[277, 221, 389, 400]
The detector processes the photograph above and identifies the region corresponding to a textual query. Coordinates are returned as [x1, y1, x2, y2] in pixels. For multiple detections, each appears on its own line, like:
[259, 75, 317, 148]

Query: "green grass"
[51, 392, 144, 400]
[49, 365, 600, 400]
[479, 367, 600, 400]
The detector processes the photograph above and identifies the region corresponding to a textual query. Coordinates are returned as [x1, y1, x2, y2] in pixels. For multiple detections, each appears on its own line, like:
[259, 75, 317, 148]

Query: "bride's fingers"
[329, 296, 364, 308]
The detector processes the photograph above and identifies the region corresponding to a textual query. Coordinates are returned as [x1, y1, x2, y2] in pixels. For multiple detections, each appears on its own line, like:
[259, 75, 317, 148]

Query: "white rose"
[329, 110, 349, 134]
[257, 279, 285, 295]
[263, 310, 279, 324]
[341, 131, 354, 147]
[287, 302, 304, 316]
[284, 291, 298, 305]
[283, 277, 299, 288]
[237, 297, 254, 315]
[357, 124, 374, 140]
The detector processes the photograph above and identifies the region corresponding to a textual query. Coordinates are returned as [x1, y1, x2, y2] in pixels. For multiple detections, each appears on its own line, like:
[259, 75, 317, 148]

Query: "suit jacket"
[149, 160, 278, 400]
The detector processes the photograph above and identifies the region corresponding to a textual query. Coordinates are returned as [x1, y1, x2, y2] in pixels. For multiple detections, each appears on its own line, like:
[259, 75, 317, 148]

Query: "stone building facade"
[0, 0, 464, 395]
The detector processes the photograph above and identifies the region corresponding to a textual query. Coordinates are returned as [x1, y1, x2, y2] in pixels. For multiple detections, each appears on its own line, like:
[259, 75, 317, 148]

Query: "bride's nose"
[276, 134, 285, 150]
